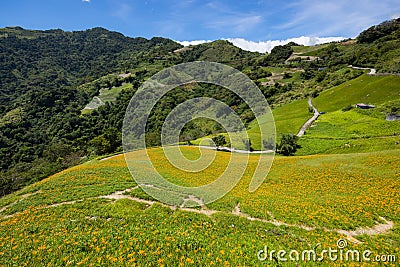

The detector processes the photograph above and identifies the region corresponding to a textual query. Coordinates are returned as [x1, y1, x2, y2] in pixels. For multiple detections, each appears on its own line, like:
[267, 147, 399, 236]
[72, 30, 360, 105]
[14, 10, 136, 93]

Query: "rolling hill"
[1, 147, 399, 266]
[1, 18, 400, 266]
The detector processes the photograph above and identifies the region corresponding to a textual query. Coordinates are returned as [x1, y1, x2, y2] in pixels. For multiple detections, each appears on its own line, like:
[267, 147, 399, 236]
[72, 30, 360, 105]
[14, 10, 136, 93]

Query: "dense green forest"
[0, 18, 399, 196]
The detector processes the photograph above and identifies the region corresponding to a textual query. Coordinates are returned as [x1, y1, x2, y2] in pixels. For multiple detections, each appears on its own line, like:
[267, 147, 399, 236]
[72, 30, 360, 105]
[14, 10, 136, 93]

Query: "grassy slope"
[291, 44, 328, 55]
[297, 74, 400, 155]
[247, 99, 310, 149]
[269, 99, 310, 135]
[1, 147, 399, 266]
[313, 75, 400, 112]
[191, 99, 311, 150]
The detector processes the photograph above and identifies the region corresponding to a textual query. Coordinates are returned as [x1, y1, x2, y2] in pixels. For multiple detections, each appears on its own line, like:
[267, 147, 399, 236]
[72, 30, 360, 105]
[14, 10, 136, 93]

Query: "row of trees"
[210, 134, 299, 155]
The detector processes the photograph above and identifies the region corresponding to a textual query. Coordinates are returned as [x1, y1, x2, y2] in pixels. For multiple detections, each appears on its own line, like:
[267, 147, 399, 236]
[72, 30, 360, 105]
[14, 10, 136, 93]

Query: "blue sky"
[1, 0, 399, 52]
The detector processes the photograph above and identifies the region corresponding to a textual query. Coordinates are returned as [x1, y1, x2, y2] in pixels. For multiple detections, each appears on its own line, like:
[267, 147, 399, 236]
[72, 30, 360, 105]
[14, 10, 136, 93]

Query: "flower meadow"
[1, 147, 399, 266]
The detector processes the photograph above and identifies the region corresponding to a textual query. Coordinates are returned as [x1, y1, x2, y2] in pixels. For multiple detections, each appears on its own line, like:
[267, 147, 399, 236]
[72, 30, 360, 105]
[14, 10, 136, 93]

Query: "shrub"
[276, 134, 300, 156]
[342, 105, 354, 112]
[212, 135, 226, 147]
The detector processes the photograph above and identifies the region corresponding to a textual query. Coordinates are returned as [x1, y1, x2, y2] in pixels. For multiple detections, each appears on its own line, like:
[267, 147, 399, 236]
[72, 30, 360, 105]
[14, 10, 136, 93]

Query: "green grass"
[270, 99, 311, 136]
[100, 83, 132, 102]
[292, 44, 328, 54]
[296, 74, 400, 154]
[297, 136, 400, 155]
[1, 148, 399, 266]
[246, 98, 311, 148]
[313, 75, 400, 113]
[279, 70, 304, 83]
[190, 98, 311, 150]
[306, 109, 400, 139]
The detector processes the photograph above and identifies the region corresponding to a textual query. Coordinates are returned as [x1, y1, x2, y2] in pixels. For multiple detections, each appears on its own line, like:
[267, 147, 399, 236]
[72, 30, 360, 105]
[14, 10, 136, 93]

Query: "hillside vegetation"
[297, 74, 400, 154]
[1, 18, 399, 196]
[1, 18, 400, 266]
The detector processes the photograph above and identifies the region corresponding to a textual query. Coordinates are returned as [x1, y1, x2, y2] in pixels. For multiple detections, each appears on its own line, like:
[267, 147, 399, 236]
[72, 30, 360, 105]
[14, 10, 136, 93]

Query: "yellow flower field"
[1, 147, 399, 266]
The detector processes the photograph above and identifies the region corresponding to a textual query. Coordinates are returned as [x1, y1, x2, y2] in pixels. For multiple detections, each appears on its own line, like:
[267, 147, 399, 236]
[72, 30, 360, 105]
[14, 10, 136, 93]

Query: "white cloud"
[82, 0, 91, 2]
[391, 14, 400, 19]
[177, 36, 345, 53]
[177, 40, 213, 46]
[227, 36, 346, 53]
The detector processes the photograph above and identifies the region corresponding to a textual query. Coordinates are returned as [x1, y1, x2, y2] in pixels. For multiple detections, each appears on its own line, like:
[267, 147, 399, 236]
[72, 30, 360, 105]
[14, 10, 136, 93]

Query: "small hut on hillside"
[355, 103, 375, 109]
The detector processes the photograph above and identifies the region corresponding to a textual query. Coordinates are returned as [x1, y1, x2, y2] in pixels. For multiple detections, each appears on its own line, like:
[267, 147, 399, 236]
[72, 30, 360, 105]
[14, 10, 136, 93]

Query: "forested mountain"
[0, 27, 262, 195]
[0, 27, 181, 109]
[0, 27, 183, 194]
[0, 18, 399, 196]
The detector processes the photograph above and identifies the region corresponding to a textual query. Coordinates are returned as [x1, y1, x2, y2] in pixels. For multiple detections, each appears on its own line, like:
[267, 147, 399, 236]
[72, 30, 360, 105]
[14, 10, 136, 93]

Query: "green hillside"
[245, 99, 310, 149]
[291, 43, 329, 55]
[1, 14, 400, 267]
[191, 98, 310, 150]
[239, 73, 400, 153]
[313, 75, 400, 112]
[298, 74, 400, 155]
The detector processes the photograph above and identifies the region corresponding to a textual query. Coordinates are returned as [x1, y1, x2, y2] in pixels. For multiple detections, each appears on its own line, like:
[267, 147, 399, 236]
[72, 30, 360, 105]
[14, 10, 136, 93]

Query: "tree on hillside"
[358, 18, 400, 43]
[268, 45, 294, 63]
[90, 128, 121, 155]
[212, 135, 226, 147]
[286, 41, 301, 47]
[276, 134, 299, 156]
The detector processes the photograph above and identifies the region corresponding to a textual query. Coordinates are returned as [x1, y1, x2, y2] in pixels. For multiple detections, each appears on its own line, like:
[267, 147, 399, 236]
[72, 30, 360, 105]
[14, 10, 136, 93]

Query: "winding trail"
[297, 98, 319, 137]
[349, 65, 377, 75]
[100, 189, 395, 242]
[1, 187, 394, 244]
[0, 190, 42, 214]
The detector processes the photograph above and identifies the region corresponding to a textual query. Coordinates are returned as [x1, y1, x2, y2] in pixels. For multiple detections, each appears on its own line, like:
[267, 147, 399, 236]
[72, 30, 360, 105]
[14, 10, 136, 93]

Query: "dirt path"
[99, 186, 217, 216]
[99, 154, 121, 161]
[336, 217, 394, 237]
[0, 190, 42, 214]
[100, 192, 394, 243]
[1, 188, 394, 243]
[349, 65, 376, 75]
[297, 98, 319, 137]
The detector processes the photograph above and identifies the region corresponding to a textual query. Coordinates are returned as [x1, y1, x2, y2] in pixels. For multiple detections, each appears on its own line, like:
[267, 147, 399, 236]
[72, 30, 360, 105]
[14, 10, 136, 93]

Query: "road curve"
[297, 98, 319, 137]
[349, 65, 376, 75]
[196, 145, 274, 154]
